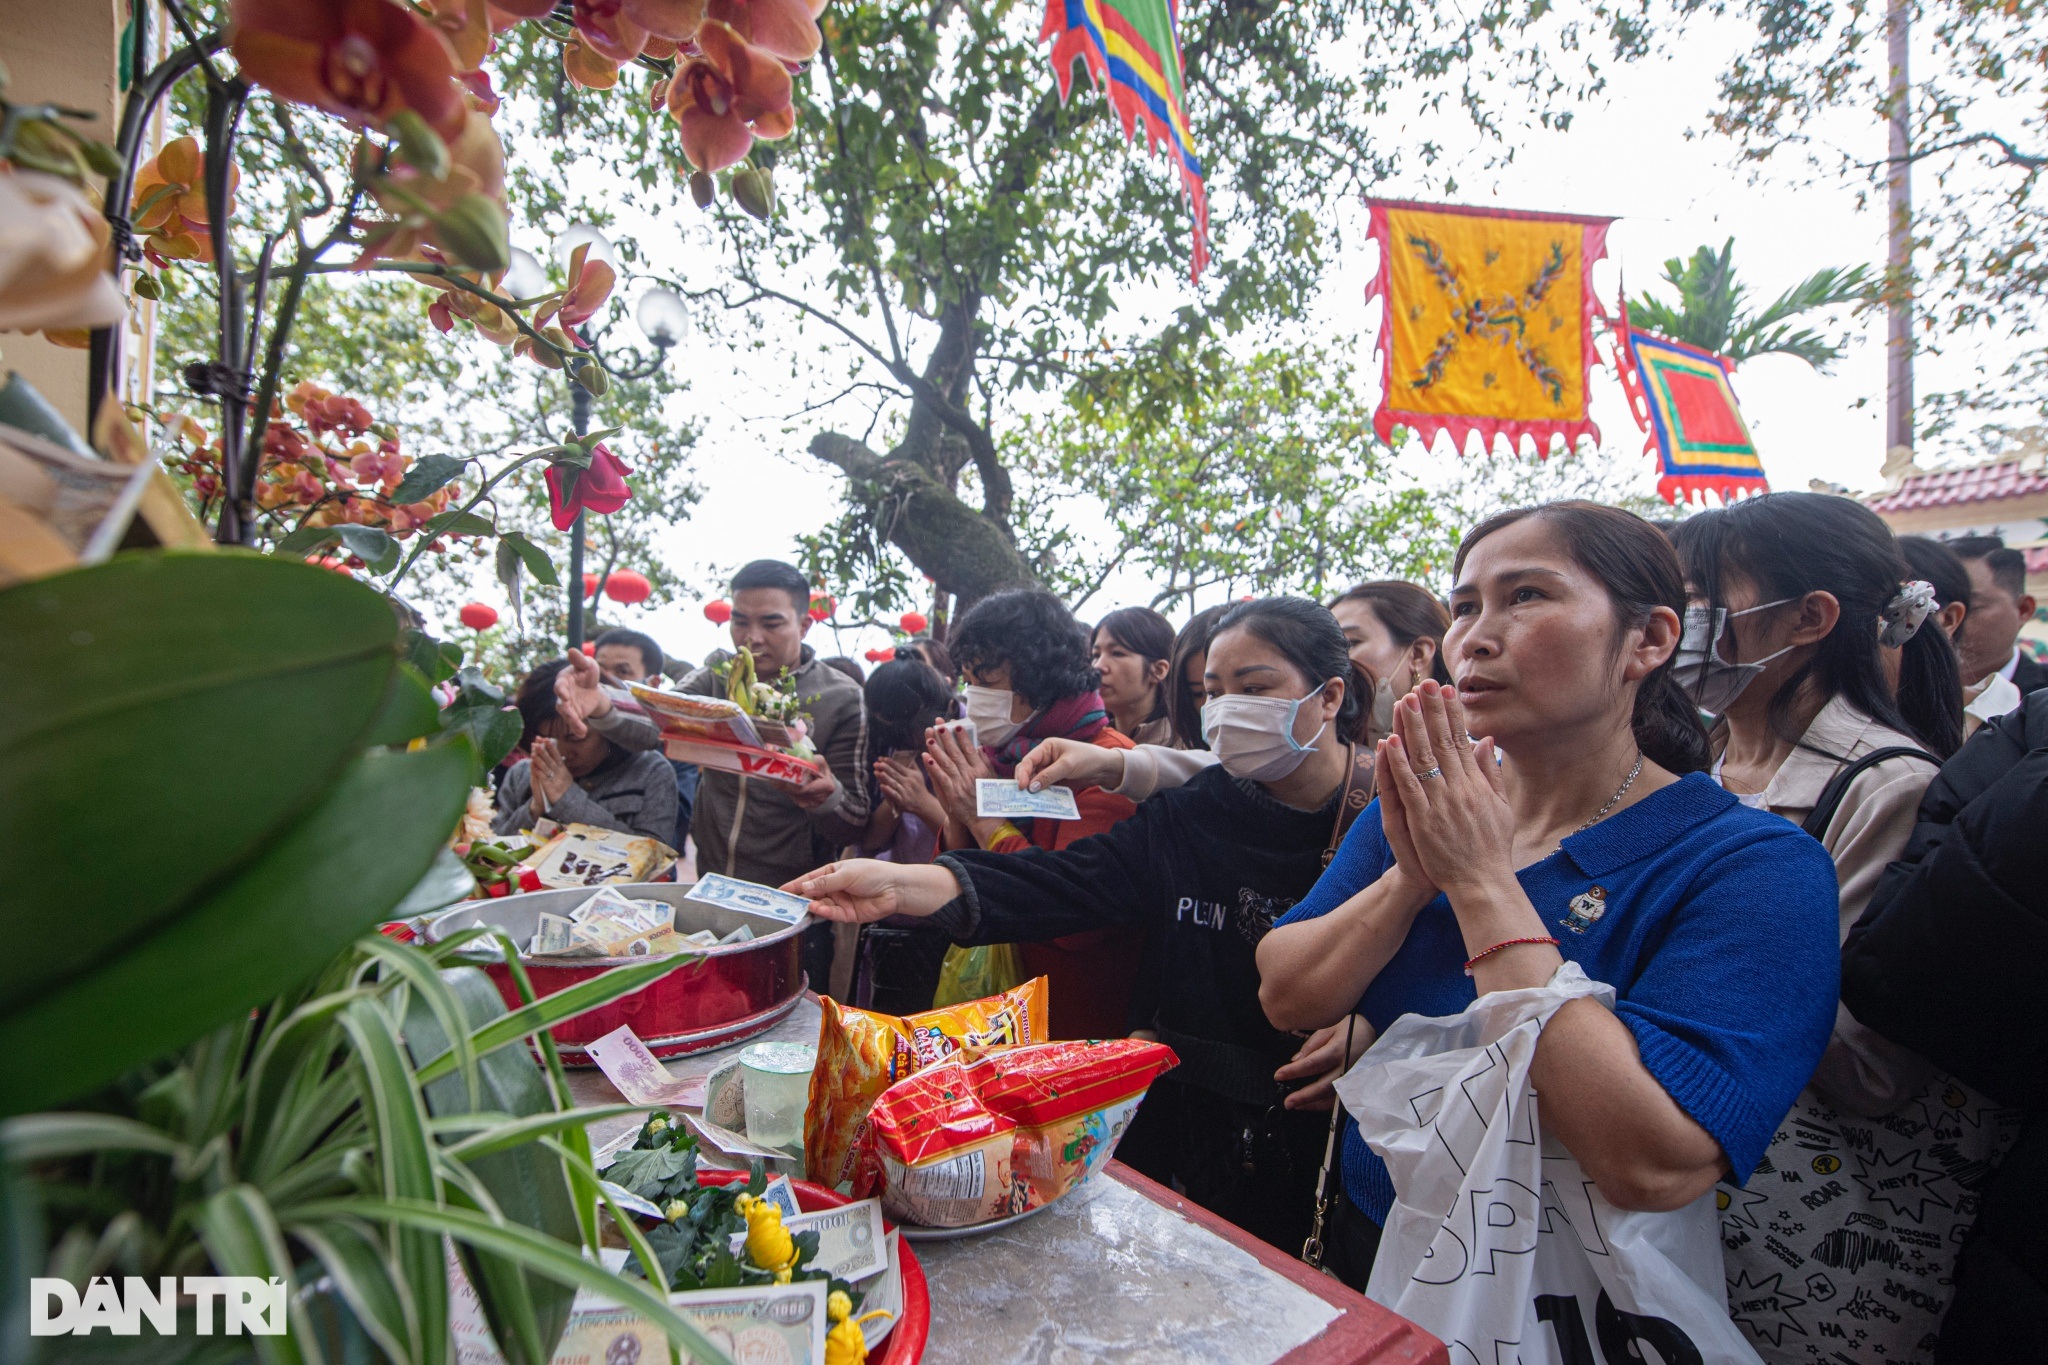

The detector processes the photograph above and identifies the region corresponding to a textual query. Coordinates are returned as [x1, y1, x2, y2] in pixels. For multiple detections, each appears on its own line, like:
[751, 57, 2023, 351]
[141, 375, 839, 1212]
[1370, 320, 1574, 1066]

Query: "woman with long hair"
[858, 651, 958, 864]
[788, 598, 1381, 1264]
[1328, 581, 1451, 742]
[1091, 606, 1178, 745]
[1257, 501, 1840, 1287]
[1672, 493, 2006, 1362]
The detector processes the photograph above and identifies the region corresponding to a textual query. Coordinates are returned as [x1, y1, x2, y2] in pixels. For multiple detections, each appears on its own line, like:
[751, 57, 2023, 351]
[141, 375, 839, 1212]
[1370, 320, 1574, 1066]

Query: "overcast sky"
[446, 14, 2012, 667]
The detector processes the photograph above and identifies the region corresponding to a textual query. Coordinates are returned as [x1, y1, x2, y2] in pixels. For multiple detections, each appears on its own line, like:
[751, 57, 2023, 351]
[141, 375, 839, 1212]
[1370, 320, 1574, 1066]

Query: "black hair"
[515, 659, 568, 753]
[1166, 604, 1230, 748]
[1458, 501, 1713, 774]
[1672, 492, 1963, 759]
[905, 635, 958, 684]
[1211, 597, 1370, 743]
[864, 653, 957, 756]
[729, 559, 812, 614]
[820, 656, 866, 686]
[1092, 606, 1176, 724]
[1329, 580, 1455, 686]
[1947, 534, 2030, 602]
[592, 627, 665, 678]
[949, 589, 1098, 709]
[1898, 536, 1973, 618]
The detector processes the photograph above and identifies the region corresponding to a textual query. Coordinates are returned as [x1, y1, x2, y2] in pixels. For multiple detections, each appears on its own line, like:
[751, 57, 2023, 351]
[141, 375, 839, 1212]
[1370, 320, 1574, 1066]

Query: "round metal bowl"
[427, 883, 810, 1064]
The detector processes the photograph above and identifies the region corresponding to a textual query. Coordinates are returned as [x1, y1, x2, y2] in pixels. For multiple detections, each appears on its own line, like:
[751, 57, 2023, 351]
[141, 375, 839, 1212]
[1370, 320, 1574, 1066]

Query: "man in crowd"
[1950, 535, 2048, 696]
[592, 627, 697, 856]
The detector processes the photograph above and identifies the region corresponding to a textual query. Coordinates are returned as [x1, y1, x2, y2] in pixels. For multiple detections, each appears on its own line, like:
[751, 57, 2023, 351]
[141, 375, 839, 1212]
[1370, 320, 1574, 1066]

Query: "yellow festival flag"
[1367, 199, 1613, 453]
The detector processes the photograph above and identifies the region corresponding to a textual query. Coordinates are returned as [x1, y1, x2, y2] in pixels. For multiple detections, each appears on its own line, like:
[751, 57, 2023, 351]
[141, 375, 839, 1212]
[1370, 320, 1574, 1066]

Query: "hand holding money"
[1011, 736, 1126, 795]
[685, 872, 811, 924]
[974, 778, 1080, 820]
[781, 860, 962, 924]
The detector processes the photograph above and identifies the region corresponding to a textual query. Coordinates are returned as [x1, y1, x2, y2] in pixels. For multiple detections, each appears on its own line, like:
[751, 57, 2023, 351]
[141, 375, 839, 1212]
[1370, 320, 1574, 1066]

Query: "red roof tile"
[1868, 459, 2048, 513]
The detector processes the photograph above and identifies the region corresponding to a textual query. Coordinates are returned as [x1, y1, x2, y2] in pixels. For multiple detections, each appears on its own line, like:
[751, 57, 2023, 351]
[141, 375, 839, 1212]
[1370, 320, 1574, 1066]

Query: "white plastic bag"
[1334, 963, 1761, 1364]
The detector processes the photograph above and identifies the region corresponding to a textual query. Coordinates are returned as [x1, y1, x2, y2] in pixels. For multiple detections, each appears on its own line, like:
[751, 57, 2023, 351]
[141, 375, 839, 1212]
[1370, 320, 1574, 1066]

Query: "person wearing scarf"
[922, 590, 1143, 1040]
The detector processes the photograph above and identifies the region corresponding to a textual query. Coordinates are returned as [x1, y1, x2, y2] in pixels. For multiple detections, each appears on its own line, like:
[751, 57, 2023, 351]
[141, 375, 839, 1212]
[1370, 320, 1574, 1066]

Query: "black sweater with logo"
[933, 763, 1342, 1067]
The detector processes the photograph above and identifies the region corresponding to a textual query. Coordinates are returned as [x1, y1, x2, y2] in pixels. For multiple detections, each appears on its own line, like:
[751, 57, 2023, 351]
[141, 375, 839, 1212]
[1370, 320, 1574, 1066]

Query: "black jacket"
[1844, 691, 2048, 1360]
[935, 764, 1343, 1079]
[2012, 647, 2048, 698]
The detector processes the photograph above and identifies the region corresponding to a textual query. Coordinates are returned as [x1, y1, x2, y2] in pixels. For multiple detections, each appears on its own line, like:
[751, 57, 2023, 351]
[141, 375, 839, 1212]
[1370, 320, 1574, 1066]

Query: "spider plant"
[3, 928, 730, 1365]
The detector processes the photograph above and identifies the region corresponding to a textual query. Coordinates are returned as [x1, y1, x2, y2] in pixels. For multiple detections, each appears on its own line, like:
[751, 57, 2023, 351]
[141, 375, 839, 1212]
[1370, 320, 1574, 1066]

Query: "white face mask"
[1201, 682, 1328, 782]
[962, 685, 1021, 748]
[1671, 598, 1797, 715]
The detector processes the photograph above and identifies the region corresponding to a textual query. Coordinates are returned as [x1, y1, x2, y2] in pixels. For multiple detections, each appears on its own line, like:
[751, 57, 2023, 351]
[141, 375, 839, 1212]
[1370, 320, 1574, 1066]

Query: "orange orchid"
[562, 37, 623, 89]
[229, 0, 470, 141]
[425, 0, 492, 72]
[547, 243, 617, 329]
[131, 136, 238, 266]
[705, 0, 821, 64]
[356, 114, 509, 268]
[666, 20, 795, 172]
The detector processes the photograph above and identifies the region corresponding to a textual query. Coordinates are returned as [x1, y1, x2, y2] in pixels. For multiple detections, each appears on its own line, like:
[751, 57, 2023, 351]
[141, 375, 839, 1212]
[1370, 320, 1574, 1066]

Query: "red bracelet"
[1464, 936, 1560, 976]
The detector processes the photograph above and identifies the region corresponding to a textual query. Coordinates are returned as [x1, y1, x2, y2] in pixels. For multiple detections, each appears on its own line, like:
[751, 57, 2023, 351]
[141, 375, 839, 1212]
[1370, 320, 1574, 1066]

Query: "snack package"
[856, 1038, 1179, 1228]
[804, 978, 1050, 1190]
[518, 821, 675, 889]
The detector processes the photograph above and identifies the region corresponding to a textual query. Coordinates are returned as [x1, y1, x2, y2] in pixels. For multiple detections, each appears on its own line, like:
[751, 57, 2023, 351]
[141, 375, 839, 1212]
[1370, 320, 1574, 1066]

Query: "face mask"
[963, 685, 1021, 748]
[1202, 682, 1328, 782]
[1670, 598, 1797, 715]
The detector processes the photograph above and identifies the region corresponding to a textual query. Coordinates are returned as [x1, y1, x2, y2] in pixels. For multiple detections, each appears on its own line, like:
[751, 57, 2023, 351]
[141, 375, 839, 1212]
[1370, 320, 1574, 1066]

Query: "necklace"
[1573, 752, 1644, 835]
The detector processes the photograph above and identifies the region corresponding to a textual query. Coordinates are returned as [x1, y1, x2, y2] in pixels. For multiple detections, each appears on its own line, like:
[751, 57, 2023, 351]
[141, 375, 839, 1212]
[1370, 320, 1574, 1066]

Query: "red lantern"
[808, 592, 835, 622]
[704, 599, 732, 624]
[579, 642, 596, 655]
[604, 569, 652, 604]
[899, 611, 928, 635]
[459, 602, 499, 631]
[863, 648, 885, 662]
[582, 572, 600, 597]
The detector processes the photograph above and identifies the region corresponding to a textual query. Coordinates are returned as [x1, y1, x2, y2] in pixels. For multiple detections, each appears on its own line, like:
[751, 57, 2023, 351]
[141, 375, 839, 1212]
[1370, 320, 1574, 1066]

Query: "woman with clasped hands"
[1256, 501, 1843, 1275]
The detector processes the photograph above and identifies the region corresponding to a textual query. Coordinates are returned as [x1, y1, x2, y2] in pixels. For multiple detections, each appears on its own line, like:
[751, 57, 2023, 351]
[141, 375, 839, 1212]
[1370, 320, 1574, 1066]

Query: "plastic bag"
[932, 943, 1025, 1008]
[857, 1038, 1178, 1228]
[804, 978, 1049, 1190]
[1334, 963, 1763, 1364]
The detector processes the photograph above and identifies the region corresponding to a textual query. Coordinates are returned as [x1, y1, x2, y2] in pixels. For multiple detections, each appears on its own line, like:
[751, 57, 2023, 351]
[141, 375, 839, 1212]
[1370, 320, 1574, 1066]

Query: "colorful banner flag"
[1615, 306, 1770, 504]
[1041, 0, 1209, 279]
[1366, 199, 1613, 454]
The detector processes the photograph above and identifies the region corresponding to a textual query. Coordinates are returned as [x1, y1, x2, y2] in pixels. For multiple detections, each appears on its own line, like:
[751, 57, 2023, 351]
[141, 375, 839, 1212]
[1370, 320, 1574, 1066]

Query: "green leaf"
[422, 509, 498, 540]
[190, 1186, 314, 1365]
[390, 453, 468, 506]
[443, 702, 523, 771]
[499, 532, 559, 588]
[289, 1198, 736, 1365]
[290, 1215, 417, 1364]
[388, 849, 480, 922]
[367, 663, 441, 747]
[0, 554, 405, 1102]
[0, 1112, 194, 1165]
[401, 627, 465, 684]
[0, 741, 475, 1117]
[336, 524, 400, 573]
[415, 955, 690, 1086]
[275, 524, 342, 557]
[443, 1105, 647, 1163]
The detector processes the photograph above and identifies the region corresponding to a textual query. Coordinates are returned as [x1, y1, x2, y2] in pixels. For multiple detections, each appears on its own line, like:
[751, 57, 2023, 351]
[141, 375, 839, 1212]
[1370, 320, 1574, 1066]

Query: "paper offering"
[975, 778, 1080, 820]
[585, 1025, 696, 1107]
[730, 1197, 887, 1284]
[686, 872, 810, 923]
[551, 1281, 827, 1365]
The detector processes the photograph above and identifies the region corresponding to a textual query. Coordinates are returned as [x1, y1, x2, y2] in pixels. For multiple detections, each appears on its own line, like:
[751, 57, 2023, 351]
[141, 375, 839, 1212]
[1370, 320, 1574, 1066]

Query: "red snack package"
[856, 1038, 1178, 1228]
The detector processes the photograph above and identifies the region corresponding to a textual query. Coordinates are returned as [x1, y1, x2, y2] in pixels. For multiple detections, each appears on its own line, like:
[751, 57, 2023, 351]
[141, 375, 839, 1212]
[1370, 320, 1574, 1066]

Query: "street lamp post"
[548, 229, 690, 650]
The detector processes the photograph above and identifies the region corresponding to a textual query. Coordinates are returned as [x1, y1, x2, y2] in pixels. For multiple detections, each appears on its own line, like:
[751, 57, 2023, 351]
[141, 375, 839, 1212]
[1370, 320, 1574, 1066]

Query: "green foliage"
[1625, 238, 1869, 371]
[0, 552, 478, 1115]
[1, 935, 725, 1364]
[1013, 346, 1456, 607]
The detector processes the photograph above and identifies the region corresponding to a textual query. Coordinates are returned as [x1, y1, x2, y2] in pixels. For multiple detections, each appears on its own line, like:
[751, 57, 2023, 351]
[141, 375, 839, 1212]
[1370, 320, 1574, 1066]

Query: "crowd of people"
[485, 495, 2047, 1361]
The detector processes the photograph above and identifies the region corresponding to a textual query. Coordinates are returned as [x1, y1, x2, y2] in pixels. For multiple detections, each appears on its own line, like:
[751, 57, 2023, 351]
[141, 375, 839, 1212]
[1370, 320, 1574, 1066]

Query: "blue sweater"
[1274, 771, 1840, 1224]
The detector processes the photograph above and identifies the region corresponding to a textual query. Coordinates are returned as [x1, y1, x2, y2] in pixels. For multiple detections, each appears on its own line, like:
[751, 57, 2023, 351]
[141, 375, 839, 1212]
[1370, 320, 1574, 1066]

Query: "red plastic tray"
[694, 1169, 929, 1365]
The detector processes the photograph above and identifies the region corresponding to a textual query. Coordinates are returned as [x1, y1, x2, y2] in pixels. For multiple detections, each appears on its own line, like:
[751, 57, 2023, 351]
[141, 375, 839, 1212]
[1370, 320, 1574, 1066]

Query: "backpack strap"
[1323, 743, 1376, 867]
[1801, 745, 1942, 839]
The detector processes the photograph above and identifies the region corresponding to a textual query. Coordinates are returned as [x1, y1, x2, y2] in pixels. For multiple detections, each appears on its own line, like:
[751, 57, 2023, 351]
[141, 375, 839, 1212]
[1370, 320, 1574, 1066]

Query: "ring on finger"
[1416, 765, 1444, 781]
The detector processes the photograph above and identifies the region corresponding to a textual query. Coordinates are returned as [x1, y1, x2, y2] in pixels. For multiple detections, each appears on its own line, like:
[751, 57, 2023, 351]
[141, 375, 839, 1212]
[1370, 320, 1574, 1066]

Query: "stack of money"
[528, 887, 688, 959]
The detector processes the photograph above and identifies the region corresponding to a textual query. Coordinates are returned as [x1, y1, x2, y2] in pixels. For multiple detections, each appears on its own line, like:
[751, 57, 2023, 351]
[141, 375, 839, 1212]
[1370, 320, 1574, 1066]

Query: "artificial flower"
[666, 20, 794, 172]
[706, 0, 820, 64]
[229, 0, 470, 141]
[0, 170, 126, 334]
[131, 136, 237, 266]
[546, 242, 616, 328]
[544, 443, 633, 529]
[562, 37, 623, 89]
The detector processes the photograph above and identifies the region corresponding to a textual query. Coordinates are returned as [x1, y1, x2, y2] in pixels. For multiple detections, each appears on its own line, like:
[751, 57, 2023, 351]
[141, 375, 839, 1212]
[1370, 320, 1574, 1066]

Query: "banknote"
[730, 1197, 886, 1283]
[597, 1180, 665, 1222]
[685, 872, 810, 923]
[975, 778, 1080, 820]
[530, 912, 577, 956]
[584, 1025, 696, 1107]
[553, 1281, 827, 1365]
[859, 1231, 903, 1351]
[760, 1174, 801, 1220]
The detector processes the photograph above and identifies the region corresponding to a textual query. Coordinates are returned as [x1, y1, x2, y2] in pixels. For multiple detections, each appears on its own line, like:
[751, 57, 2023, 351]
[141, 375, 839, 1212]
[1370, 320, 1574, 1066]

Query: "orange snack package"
[855, 1038, 1179, 1228]
[804, 977, 1050, 1189]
